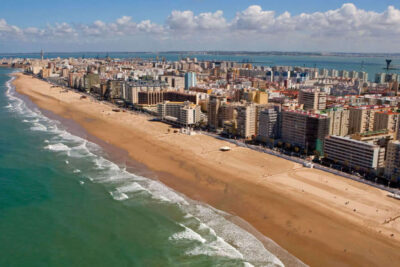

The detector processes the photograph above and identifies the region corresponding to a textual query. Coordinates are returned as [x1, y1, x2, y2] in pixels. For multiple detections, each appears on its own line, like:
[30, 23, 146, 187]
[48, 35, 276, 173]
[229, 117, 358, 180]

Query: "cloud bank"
[1, 3, 400, 52]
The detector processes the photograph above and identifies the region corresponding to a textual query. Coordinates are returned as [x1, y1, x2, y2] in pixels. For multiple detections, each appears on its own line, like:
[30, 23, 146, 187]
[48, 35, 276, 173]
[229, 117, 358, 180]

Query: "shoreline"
[10, 73, 303, 266]
[12, 72, 400, 266]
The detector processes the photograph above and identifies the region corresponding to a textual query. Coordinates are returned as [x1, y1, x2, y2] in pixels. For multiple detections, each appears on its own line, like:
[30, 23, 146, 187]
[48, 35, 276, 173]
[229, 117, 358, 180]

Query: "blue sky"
[1, 1, 400, 52]
[1, 0, 398, 26]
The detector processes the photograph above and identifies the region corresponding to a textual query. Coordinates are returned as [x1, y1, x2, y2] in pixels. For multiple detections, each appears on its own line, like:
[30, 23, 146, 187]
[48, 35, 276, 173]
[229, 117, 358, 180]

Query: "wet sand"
[13, 73, 400, 266]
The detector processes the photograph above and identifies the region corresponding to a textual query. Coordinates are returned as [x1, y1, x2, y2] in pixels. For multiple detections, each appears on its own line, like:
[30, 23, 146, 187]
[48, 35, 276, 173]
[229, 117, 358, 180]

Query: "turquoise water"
[0, 68, 284, 267]
[1, 52, 399, 81]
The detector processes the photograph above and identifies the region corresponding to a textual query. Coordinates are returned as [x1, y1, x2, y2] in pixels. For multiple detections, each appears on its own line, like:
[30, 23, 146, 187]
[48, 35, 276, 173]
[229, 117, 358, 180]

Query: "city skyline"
[1, 1, 400, 53]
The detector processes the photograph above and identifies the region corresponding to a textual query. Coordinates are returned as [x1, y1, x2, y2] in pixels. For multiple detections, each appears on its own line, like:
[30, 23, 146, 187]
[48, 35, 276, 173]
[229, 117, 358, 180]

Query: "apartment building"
[373, 111, 400, 133]
[236, 104, 257, 139]
[298, 89, 327, 110]
[157, 101, 201, 126]
[258, 106, 281, 142]
[159, 75, 185, 89]
[137, 91, 198, 106]
[207, 95, 227, 129]
[385, 141, 400, 182]
[324, 135, 385, 173]
[324, 108, 349, 136]
[348, 105, 391, 134]
[282, 110, 330, 154]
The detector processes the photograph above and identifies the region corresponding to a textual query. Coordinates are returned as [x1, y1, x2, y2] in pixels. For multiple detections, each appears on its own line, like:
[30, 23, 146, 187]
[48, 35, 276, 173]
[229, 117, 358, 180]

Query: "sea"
[0, 67, 290, 266]
[1, 52, 400, 82]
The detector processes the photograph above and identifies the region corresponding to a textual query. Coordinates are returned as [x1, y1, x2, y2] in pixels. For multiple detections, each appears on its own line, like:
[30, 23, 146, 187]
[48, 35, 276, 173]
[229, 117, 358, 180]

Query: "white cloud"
[1, 4, 400, 52]
[167, 10, 227, 32]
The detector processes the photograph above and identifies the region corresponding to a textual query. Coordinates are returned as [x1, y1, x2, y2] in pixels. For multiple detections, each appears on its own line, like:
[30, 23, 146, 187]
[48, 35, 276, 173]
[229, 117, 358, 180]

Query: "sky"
[1, 0, 400, 53]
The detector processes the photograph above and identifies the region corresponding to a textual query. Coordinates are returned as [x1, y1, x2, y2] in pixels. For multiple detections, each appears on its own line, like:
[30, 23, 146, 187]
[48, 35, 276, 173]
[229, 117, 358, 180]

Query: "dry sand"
[13, 73, 400, 266]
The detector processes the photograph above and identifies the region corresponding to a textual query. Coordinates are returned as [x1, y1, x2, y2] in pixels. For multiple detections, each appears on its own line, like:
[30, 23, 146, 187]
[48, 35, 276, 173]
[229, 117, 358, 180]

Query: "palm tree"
[285, 143, 291, 151]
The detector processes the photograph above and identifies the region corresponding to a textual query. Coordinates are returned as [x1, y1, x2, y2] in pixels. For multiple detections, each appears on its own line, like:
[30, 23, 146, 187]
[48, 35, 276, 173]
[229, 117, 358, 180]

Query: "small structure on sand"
[220, 146, 231, 152]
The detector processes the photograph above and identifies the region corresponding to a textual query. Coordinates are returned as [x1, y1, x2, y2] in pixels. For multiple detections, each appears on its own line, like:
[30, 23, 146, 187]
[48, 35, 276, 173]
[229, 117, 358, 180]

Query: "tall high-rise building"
[218, 102, 236, 127]
[84, 73, 100, 93]
[298, 89, 327, 111]
[349, 71, 359, 79]
[348, 106, 391, 134]
[330, 69, 339, 78]
[282, 110, 330, 154]
[325, 108, 350, 136]
[236, 104, 257, 139]
[207, 95, 226, 129]
[375, 73, 386, 84]
[319, 68, 329, 78]
[339, 70, 349, 78]
[385, 141, 400, 182]
[359, 71, 368, 82]
[184, 72, 197, 90]
[373, 111, 400, 133]
[258, 106, 281, 142]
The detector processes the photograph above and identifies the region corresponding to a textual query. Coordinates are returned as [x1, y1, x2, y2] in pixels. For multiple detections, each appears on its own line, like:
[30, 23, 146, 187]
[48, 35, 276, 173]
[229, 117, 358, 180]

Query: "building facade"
[282, 110, 330, 154]
[184, 72, 197, 90]
[157, 101, 201, 126]
[298, 89, 327, 110]
[385, 141, 400, 182]
[236, 104, 257, 139]
[324, 135, 385, 173]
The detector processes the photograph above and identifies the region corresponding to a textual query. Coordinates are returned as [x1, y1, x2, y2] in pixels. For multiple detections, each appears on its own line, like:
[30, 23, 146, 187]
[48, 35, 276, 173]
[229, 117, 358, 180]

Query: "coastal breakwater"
[11, 72, 400, 266]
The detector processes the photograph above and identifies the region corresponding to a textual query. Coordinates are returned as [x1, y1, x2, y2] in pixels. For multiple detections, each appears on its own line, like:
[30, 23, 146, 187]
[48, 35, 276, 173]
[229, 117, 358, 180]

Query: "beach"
[13, 73, 400, 266]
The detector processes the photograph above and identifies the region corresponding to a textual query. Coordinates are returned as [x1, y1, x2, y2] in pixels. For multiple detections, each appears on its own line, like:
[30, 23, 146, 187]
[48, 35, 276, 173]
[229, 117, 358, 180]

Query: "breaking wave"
[4, 73, 286, 267]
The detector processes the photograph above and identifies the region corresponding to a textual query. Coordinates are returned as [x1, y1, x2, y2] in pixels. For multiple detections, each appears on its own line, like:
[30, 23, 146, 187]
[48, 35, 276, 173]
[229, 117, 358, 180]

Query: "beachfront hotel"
[157, 101, 201, 127]
[324, 135, 385, 173]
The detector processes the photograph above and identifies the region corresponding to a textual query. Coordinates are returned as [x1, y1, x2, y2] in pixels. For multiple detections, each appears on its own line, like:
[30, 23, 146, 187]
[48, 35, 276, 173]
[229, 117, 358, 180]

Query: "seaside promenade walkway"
[202, 132, 400, 196]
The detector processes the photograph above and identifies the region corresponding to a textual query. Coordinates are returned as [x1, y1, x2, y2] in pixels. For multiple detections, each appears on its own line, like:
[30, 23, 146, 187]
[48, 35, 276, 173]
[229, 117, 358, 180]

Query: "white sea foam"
[110, 191, 129, 201]
[116, 182, 149, 194]
[95, 157, 120, 171]
[44, 143, 71, 152]
[169, 224, 206, 244]
[30, 122, 47, 131]
[186, 236, 243, 259]
[198, 222, 217, 237]
[146, 180, 188, 205]
[4, 73, 287, 267]
[183, 205, 284, 266]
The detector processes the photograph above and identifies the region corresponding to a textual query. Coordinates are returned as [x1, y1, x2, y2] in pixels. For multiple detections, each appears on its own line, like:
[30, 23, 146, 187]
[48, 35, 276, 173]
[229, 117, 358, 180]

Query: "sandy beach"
[13, 73, 400, 266]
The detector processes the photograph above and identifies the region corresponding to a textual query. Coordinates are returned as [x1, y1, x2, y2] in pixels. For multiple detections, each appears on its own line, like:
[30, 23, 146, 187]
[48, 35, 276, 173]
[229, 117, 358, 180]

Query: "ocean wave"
[146, 180, 189, 205]
[116, 182, 150, 194]
[110, 191, 129, 201]
[4, 73, 286, 267]
[44, 143, 71, 152]
[31, 122, 47, 131]
[169, 223, 206, 244]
